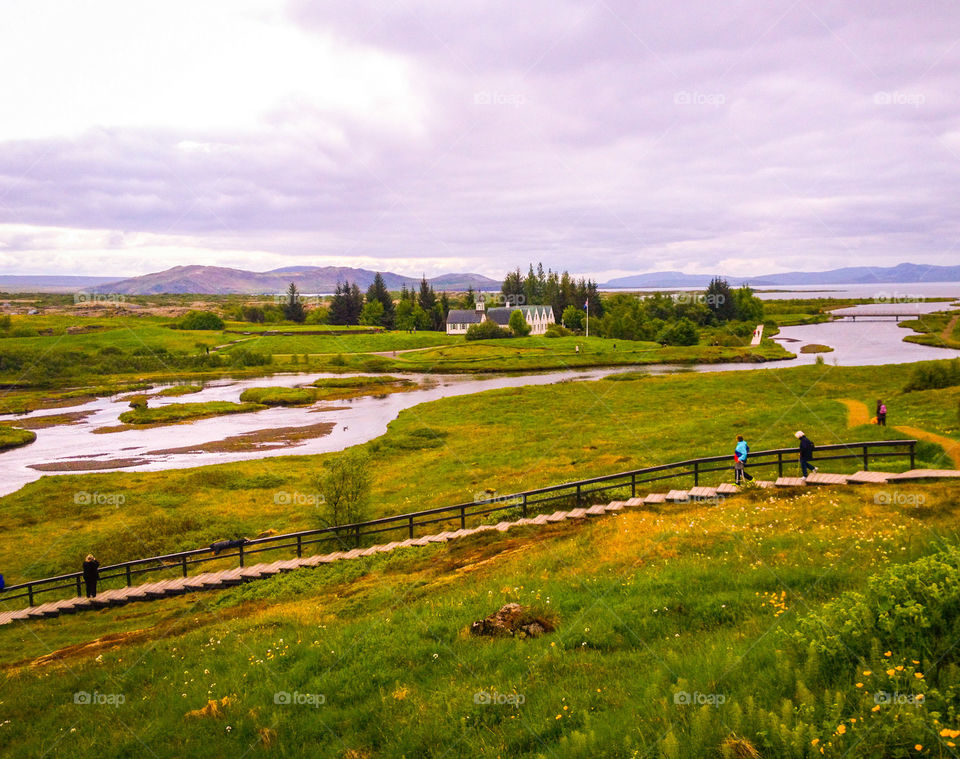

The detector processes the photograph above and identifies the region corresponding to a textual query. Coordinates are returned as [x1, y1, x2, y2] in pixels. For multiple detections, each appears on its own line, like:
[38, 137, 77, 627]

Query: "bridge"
[831, 311, 926, 322]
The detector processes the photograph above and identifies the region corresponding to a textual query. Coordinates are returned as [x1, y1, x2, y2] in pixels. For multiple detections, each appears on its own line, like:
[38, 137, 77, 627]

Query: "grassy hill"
[2, 482, 960, 758]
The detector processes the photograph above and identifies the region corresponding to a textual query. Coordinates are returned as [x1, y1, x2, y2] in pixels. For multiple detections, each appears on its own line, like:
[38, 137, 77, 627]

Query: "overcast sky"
[0, 0, 958, 280]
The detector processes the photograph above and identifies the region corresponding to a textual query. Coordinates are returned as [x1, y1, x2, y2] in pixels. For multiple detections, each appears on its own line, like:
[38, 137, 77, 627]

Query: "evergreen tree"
[705, 277, 736, 322]
[417, 276, 436, 313]
[282, 282, 306, 323]
[348, 283, 364, 325]
[501, 268, 525, 306]
[328, 282, 351, 325]
[365, 272, 395, 328]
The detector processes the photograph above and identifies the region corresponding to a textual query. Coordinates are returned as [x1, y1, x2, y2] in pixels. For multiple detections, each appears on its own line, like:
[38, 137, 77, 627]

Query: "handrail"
[0, 439, 917, 608]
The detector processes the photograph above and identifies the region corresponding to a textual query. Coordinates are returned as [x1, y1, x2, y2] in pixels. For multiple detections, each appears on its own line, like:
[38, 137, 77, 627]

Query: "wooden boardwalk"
[3, 469, 959, 627]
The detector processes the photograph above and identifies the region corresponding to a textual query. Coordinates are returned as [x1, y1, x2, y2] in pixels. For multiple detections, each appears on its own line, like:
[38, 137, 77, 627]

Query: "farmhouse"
[445, 297, 555, 335]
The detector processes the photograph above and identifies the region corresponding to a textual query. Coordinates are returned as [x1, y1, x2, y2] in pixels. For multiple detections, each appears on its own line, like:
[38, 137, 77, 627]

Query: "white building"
[445, 296, 555, 335]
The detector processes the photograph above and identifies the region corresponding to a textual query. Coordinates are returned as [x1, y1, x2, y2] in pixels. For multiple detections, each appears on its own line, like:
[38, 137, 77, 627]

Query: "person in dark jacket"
[795, 431, 817, 477]
[82, 554, 100, 598]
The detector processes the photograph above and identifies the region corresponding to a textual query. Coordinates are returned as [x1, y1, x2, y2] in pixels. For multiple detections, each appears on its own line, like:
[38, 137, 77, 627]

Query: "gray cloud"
[1, 0, 959, 278]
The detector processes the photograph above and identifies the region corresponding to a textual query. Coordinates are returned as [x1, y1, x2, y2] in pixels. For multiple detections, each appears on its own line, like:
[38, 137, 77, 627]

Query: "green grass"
[217, 330, 461, 355]
[901, 309, 960, 350]
[238, 377, 418, 406]
[115, 401, 267, 426]
[1, 362, 956, 586]
[157, 384, 204, 397]
[799, 343, 834, 353]
[0, 425, 36, 450]
[2, 483, 960, 758]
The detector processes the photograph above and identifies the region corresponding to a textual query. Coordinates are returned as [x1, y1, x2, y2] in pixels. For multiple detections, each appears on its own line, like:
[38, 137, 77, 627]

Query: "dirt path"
[941, 315, 959, 344]
[837, 397, 960, 467]
[893, 425, 960, 468]
[837, 398, 871, 426]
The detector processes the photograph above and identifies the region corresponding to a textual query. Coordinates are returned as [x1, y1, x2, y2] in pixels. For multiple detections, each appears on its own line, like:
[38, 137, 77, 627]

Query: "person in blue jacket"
[734, 435, 752, 484]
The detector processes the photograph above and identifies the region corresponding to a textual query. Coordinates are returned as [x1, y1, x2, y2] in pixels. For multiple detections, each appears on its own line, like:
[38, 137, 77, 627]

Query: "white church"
[445, 295, 555, 335]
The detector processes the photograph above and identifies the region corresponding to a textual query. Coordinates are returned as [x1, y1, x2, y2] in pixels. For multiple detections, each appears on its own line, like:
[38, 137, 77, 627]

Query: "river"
[0, 293, 957, 496]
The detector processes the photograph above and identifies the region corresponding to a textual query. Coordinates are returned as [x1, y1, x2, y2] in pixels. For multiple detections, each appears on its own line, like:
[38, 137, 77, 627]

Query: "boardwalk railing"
[0, 439, 916, 609]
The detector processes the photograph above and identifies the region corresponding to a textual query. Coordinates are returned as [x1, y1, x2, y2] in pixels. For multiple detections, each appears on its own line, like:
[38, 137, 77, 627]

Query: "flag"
[584, 300, 589, 308]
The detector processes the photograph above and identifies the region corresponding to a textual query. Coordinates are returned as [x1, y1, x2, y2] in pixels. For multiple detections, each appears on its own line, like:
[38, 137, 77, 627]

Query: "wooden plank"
[716, 483, 739, 495]
[775, 477, 806, 487]
[887, 469, 960, 481]
[643, 493, 666, 504]
[665, 490, 689, 502]
[688, 486, 718, 500]
[846, 470, 894, 484]
[803, 472, 848, 485]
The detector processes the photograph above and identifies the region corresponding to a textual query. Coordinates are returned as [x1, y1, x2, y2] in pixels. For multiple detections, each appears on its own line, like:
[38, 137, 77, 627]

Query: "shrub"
[544, 323, 572, 338]
[657, 318, 699, 346]
[904, 358, 960, 392]
[315, 450, 372, 532]
[178, 310, 225, 330]
[466, 320, 511, 340]
[508, 309, 531, 336]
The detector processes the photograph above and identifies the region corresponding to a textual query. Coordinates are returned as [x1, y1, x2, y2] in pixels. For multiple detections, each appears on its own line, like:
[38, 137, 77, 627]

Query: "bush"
[508, 309, 531, 336]
[466, 320, 511, 340]
[544, 323, 572, 338]
[904, 358, 960, 392]
[656, 318, 699, 346]
[178, 310, 225, 330]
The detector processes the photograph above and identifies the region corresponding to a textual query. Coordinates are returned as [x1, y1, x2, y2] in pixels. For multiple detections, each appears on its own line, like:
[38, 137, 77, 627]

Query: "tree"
[417, 276, 436, 313]
[395, 299, 415, 331]
[347, 283, 365, 324]
[733, 285, 764, 323]
[315, 450, 372, 533]
[328, 283, 351, 325]
[240, 305, 265, 323]
[657, 317, 699, 346]
[501, 268, 525, 306]
[178, 310, 224, 330]
[359, 299, 385, 326]
[562, 305, 585, 331]
[508, 309, 531, 336]
[466, 319, 511, 340]
[282, 282, 306, 323]
[459, 285, 476, 309]
[305, 306, 329, 324]
[705, 277, 736, 322]
[365, 273, 395, 328]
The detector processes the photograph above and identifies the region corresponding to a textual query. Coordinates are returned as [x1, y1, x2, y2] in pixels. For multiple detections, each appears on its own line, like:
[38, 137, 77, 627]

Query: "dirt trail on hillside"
[837, 398, 871, 426]
[837, 398, 960, 467]
[941, 315, 959, 344]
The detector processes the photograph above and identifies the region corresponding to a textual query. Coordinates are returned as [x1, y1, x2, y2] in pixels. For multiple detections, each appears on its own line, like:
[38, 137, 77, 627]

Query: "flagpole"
[585, 299, 589, 338]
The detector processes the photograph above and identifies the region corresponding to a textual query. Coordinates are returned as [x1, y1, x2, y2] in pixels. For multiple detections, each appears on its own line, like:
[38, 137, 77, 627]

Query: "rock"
[470, 603, 553, 639]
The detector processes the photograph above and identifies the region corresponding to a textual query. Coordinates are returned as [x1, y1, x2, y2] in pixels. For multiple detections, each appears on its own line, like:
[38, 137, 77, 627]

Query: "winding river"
[0, 299, 957, 497]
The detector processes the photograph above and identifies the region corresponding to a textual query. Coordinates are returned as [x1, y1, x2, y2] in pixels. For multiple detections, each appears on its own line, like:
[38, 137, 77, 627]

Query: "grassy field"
[115, 401, 268, 426]
[1, 361, 957, 586]
[0, 425, 36, 450]
[2, 481, 960, 758]
[901, 309, 960, 350]
[238, 377, 416, 406]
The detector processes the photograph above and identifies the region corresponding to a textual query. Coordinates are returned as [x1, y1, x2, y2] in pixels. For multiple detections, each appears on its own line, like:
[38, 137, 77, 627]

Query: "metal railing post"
[576, 484, 581, 506]
[460, 505, 467, 529]
[777, 452, 783, 478]
[297, 535, 302, 558]
[863, 445, 869, 471]
[238, 544, 244, 567]
[631, 473, 636, 498]
[76, 576, 82, 597]
[126, 565, 132, 587]
[355, 525, 361, 548]
[182, 555, 188, 577]
[910, 441, 915, 470]
[409, 515, 415, 539]
[27, 584, 33, 607]
[693, 461, 699, 486]
[521, 495, 527, 519]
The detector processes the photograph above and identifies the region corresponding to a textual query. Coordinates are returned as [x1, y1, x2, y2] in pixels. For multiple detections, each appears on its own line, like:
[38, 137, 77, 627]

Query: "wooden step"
[546, 511, 569, 522]
[775, 477, 807, 487]
[603, 502, 625, 512]
[754, 480, 774, 488]
[531, 513, 551, 524]
[643, 492, 666, 504]
[567, 508, 589, 519]
[716, 482, 739, 495]
[803, 472, 848, 485]
[846, 470, 894, 484]
[688, 486, 718, 500]
[665, 490, 689, 502]
[886, 469, 960, 481]
[624, 497, 645, 507]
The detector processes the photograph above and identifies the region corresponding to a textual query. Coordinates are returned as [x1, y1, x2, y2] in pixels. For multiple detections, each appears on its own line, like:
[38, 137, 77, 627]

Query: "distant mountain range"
[601, 263, 960, 288]
[2, 262, 959, 295]
[73, 266, 501, 295]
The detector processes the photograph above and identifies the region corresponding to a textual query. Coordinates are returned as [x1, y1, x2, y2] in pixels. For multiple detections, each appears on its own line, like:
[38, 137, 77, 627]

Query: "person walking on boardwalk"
[734, 435, 752, 484]
[796, 431, 817, 477]
[82, 554, 100, 598]
[876, 399, 887, 426]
